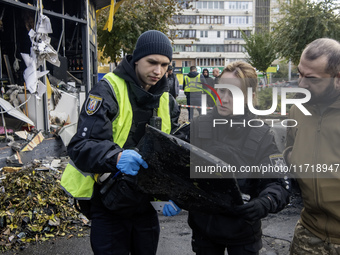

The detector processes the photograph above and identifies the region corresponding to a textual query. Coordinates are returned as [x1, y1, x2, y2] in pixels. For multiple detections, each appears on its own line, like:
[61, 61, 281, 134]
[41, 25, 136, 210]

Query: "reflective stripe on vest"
[184, 74, 202, 93]
[105, 73, 133, 147]
[158, 93, 171, 133]
[61, 73, 171, 199]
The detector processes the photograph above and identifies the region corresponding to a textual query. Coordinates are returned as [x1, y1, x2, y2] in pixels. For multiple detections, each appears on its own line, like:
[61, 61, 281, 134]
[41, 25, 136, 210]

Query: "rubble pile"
[0, 158, 89, 252]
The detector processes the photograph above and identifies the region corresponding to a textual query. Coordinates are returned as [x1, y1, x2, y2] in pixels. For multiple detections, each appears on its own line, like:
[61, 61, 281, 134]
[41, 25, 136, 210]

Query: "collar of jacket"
[327, 94, 340, 109]
[187, 71, 200, 78]
[113, 55, 169, 109]
[168, 73, 176, 79]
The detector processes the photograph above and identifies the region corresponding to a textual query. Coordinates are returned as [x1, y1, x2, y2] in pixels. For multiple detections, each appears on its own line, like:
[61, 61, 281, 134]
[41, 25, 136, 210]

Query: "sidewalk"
[3, 199, 302, 255]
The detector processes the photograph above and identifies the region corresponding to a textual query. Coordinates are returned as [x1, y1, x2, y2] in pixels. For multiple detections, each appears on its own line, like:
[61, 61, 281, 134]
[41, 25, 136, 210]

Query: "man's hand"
[234, 196, 272, 221]
[116, 150, 148, 176]
[163, 200, 182, 217]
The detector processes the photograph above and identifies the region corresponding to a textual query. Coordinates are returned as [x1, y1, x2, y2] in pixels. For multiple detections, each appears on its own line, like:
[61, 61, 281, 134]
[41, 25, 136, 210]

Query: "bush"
[257, 87, 295, 114]
[176, 98, 187, 105]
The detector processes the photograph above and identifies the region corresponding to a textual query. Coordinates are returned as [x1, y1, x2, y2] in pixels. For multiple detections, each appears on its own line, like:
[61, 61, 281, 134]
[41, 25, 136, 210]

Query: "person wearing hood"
[61, 30, 181, 255]
[166, 65, 179, 98]
[183, 66, 207, 121]
[202, 68, 215, 107]
[202, 68, 214, 88]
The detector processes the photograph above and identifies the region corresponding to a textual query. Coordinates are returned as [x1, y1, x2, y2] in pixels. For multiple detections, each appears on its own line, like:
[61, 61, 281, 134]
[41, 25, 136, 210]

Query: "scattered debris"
[21, 131, 44, 152]
[7, 141, 22, 152]
[0, 97, 34, 127]
[6, 151, 23, 166]
[50, 111, 69, 127]
[1, 166, 21, 173]
[13, 131, 30, 141]
[0, 127, 13, 135]
[3, 129, 67, 170]
[0, 156, 89, 252]
[5, 85, 24, 97]
[5, 131, 45, 166]
[21, 11, 59, 97]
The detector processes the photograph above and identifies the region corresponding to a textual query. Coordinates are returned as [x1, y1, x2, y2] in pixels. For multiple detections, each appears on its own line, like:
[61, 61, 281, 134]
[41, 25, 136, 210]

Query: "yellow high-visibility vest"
[60, 73, 171, 199]
[184, 74, 203, 92]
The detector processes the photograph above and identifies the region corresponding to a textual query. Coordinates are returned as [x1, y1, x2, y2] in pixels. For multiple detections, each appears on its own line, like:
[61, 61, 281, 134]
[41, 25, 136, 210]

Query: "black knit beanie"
[132, 30, 173, 63]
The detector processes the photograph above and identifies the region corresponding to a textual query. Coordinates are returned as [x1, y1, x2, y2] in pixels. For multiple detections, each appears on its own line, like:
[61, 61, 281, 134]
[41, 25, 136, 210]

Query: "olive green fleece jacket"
[286, 97, 340, 244]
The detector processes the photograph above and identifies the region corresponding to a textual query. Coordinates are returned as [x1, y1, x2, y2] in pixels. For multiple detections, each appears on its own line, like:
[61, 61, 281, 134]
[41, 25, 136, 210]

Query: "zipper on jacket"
[312, 115, 322, 213]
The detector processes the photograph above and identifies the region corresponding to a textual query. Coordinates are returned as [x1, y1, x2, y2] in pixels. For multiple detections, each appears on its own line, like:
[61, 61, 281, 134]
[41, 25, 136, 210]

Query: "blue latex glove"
[163, 200, 182, 216]
[116, 150, 148, 176]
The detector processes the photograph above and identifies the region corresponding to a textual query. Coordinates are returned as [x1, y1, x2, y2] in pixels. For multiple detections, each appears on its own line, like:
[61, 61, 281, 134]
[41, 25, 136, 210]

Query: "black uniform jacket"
[67, 55, 180, 215]
[188, 108, 290, 245]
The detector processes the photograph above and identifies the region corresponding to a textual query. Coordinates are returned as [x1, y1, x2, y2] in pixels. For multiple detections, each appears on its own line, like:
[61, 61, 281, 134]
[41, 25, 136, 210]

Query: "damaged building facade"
[0, 0, 110, 133]
[0, 0, 111, 166]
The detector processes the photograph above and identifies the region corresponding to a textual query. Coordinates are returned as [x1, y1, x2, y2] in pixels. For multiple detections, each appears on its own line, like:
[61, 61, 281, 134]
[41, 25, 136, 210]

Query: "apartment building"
[170, 0, 270, 74]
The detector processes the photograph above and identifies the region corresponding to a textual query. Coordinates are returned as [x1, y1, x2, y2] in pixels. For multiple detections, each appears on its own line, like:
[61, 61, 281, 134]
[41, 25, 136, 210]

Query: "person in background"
[188, 61, 291, 255]
[212, 67, 221, 85]
[61, 30, 181, 255]
[284, 38, 340, 255]
[166, 65, 179, 99]
[202, 68, 214, 88]
[183, 66, 206, 121]
[202, 68, 215, 107]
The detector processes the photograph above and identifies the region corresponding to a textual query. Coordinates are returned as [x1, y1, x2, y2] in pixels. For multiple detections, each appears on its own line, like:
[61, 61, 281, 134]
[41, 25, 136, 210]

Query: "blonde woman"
[188, 61, 290, 255]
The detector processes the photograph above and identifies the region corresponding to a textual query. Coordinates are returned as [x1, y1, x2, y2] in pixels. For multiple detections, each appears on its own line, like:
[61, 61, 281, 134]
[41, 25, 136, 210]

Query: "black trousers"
[90, 206, 160, 255]
[192, 231, 262, 255]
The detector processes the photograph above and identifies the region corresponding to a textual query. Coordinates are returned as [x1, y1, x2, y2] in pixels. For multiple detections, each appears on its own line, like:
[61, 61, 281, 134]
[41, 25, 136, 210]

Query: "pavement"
[3, 198, 302, 255]
[177, 89, 185, 100]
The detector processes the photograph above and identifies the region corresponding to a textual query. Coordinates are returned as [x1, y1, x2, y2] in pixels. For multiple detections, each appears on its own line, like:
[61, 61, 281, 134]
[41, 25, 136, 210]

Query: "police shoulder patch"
[269, 154, 286, 168]
[85, 94, 103, 115]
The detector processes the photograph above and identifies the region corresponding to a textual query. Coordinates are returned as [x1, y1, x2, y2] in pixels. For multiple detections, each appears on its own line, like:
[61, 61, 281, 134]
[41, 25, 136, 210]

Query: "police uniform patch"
[85, 94, 102, 115]
[269, 154, 290, 190]
[269, 154, 286, 168]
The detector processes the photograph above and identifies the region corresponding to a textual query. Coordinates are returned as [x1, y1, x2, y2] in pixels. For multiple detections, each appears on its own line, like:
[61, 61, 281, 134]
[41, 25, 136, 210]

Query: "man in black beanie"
[62, 30, 181, 255]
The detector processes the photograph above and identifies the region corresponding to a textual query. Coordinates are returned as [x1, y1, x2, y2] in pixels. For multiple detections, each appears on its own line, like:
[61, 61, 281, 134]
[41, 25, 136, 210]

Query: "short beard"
[295, 80, 340, 105]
